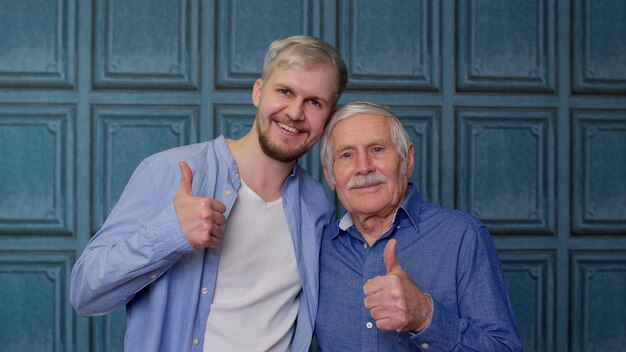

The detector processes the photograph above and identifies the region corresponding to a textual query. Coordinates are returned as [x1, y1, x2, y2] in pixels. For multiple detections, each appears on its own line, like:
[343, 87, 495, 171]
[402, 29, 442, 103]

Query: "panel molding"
[93, 0, 199, 89]
[0, 251, 74, 351]
[0, 105, 74, 236]
[571, 251, 626, 352]
[572, 0, 626, 93]
[338, 0, 440, 91]
[500, 251, 555, 352]
[572, 110, 626, 234]
[457, 0, 555, 92]
[457, 108, 555, 234]
[0, 0, 75, 88]
[91, 105, 198, 232]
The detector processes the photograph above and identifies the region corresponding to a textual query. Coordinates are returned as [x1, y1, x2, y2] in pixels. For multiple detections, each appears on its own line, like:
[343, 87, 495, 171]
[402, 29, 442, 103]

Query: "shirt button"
[420, 342, 429, 349]
[150, 273, 157, 279]
[201, 287, 208, 294]
[225, 189, 232, 197]
[192, 338, 199, 345]
[235, 172, 240, 179]
[363, 243, 367, 249]
[366, 322, 373, 329]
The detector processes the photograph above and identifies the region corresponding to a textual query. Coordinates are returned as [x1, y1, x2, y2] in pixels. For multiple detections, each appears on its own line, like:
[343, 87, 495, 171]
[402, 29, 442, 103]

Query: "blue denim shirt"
[71, 136, 333, 352]
[315, 185, 522, 351]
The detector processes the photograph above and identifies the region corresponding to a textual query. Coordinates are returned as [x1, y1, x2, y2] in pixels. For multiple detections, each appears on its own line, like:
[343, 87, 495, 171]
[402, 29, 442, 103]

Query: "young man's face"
[326, 113, 414, 218]
[252, 61, 338, 163]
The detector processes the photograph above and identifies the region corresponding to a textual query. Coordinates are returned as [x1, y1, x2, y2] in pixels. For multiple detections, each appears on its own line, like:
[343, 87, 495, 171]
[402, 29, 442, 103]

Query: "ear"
[252, 78, 263, 108]
[323, 168, 335, 191]
[406, 142, 415, 178]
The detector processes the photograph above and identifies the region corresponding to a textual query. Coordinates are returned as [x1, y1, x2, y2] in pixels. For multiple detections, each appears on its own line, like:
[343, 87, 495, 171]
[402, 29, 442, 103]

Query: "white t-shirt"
[203, 180, 301, 351]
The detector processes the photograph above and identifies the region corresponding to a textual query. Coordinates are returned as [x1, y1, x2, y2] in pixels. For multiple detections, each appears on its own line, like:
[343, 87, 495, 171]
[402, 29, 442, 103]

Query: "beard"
[257, 120, 310, 162]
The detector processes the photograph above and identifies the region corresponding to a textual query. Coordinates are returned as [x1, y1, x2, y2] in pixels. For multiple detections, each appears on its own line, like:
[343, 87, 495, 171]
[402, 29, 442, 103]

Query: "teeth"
[277, 122, 301, 133]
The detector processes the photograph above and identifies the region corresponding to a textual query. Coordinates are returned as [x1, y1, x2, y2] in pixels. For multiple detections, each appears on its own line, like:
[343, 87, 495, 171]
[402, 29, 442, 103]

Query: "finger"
[211, 199, 227, 214]
[177, 161, 194, 196]
[363, 276, 385, 296]
[210, 225, 224, 239]
[383, 239, 399, 274]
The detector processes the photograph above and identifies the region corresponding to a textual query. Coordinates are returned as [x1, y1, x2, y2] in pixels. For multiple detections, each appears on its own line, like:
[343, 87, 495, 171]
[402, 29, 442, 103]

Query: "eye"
[308, 99, 321, 108]
[372, 146, 384, 153]
[339, 151, 353, 159]
[278, 88, 290, 95]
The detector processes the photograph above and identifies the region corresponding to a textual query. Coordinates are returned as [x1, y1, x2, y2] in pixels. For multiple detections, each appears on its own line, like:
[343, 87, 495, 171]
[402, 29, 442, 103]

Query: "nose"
[355, 152, 374, 174]
[284, 99, 305, 121]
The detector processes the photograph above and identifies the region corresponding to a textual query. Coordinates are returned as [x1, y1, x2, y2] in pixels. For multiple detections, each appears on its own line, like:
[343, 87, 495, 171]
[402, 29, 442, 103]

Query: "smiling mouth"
[277, 122, 303, 134]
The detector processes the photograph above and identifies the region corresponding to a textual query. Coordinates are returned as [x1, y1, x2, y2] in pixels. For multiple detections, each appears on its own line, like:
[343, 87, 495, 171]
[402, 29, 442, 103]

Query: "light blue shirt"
[71, 136, 334, 351]
[315, 185, 522, 351]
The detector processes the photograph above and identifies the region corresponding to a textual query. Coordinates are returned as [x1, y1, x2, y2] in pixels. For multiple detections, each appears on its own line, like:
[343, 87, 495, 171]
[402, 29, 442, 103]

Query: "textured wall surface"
[0, 0, 625, 351]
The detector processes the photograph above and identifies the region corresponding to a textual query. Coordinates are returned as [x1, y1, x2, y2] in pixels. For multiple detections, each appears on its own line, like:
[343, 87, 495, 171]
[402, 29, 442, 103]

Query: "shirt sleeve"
[70, 159, 195, 316]
[408, 225, 522, 352]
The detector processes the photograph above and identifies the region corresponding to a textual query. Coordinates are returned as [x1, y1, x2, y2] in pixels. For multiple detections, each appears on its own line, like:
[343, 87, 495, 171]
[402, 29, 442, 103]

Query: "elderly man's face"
[325, 113, 414, 219]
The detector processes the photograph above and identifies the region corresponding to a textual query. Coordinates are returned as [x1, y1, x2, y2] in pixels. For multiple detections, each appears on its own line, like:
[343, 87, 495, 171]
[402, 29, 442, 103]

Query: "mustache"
[347, 174, 388, 189]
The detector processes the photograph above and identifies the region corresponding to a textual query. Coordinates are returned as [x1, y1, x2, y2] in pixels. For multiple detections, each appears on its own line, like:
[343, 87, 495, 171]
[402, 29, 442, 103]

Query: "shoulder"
[293, 165, 335, 219]
[143, 140, 221, 169]
[418, 200, 489, 241]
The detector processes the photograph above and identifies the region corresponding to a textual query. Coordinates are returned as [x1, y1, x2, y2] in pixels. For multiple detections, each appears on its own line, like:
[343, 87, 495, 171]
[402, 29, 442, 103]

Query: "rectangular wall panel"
[572, 110, 626, 234]
[91, 106, 198, 232]
[0, 106, 74, 236]
[457, 0, 555, 92]
[572, 0, 626, 93]
[0, 0, 75, 88]
[0, 252, 74, 351]
[338, 0, 440, 91]
[571, 252, 626, 352]
[500, 251, 555, 352]
[457, 108, 555, 234]
[93, 0, 199, 89]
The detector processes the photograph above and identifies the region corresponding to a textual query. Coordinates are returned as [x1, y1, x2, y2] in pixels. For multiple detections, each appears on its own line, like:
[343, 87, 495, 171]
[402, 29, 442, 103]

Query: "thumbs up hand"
[363, 239, 433, 333]
[174, 161, 227, 249]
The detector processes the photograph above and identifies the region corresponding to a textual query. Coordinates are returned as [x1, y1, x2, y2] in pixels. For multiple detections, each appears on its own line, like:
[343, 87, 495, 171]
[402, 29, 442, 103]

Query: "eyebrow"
[272, 81, 331, 106]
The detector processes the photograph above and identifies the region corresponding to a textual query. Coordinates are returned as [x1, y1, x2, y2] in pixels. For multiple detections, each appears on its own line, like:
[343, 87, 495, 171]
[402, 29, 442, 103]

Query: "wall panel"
[457, 0, 555, 92]
[0, 106, 74, 236]
[500, 251, 554, 352]
[0, 0, 75, 88]
[93, 0, 199, 89]
[338, 0, 439, 91]
[572, 110, 626, 234]
[456, 108, 555, 234]
[572, 0, 626, 93]
[0, 252, 73, 352]
[571, 252, 626, 352]
[91, 106, 198, 231]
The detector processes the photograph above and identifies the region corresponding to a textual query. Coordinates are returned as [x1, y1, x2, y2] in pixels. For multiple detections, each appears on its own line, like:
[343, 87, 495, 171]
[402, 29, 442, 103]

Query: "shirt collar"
[332, 183, 423, 239]
[216, 135, 300, 186]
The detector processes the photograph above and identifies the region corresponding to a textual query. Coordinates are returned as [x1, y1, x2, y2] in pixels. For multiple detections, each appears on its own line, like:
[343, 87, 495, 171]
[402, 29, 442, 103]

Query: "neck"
[227, 132, 296, 202]
[353, 208, 397, 246]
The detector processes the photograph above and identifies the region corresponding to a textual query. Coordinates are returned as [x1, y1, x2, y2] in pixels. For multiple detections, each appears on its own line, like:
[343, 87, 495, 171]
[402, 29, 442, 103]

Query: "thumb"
[383, 239, 401, 275]
[177, 161, 194, 196]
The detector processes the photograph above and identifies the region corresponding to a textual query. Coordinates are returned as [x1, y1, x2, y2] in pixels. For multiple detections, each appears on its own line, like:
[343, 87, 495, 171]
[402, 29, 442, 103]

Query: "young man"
[71, 35, 348, 351]
[315, 102, 522, 351]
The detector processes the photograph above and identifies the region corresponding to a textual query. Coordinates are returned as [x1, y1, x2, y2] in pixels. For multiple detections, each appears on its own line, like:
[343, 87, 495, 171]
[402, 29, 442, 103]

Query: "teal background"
[0, 0, 625, 351]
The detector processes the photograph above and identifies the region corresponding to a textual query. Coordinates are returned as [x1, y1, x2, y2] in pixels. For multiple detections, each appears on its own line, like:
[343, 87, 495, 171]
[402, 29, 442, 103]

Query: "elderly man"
[315, 102, 522, 351]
